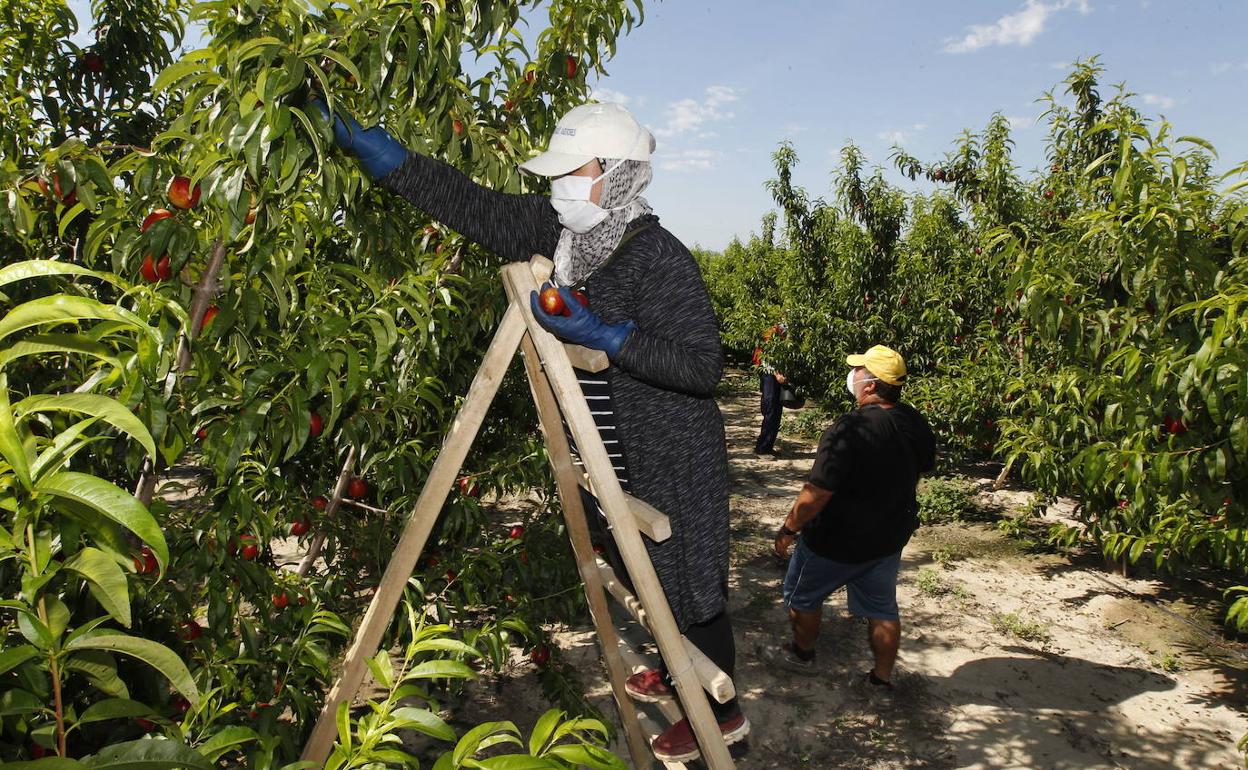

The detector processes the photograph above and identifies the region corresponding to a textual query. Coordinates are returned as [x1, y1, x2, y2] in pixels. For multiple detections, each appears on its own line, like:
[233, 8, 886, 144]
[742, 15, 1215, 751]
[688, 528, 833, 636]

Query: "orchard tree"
[1, 0, 646, 764]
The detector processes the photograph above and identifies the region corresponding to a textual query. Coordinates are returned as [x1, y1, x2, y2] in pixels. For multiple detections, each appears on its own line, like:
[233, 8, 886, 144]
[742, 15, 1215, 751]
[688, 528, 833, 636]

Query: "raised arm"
[314, 101, 559, 262]
[379, 153, 559, 264]
[613, 238, 724, 397]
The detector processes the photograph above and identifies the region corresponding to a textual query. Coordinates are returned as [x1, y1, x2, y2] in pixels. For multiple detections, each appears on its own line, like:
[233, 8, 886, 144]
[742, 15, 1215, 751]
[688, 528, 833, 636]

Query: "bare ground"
[439, 372, 1248, 769]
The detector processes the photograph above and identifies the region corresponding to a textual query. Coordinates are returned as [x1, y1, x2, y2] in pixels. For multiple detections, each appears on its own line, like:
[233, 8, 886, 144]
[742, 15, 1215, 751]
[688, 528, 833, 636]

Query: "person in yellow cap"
[766, 344, 935, 695]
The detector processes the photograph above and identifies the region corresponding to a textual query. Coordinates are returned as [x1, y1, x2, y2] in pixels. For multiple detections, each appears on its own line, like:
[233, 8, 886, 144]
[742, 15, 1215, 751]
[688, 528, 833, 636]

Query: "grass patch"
[992, 611, 1053, 645]
[917, 476, 982, 525]
[915, 568, 950, 596]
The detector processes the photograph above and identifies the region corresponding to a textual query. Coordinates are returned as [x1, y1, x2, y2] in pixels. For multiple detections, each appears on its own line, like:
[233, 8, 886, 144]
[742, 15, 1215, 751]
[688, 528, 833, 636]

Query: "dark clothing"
[679, 611, 739, 720]
[802, 402, 936, 564]
[381, 153, 730, 628]
[755, 373, 782, 453]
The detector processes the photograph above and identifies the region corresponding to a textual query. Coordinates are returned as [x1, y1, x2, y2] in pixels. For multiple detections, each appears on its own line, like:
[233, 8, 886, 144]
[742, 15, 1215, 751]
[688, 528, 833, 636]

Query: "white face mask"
[847, 369, 878, 399]
[550, 162, 626, 233]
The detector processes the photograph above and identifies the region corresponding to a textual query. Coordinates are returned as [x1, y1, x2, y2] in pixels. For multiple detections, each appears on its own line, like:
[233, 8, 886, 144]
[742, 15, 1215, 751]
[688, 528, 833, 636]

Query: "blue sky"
[585, 0, 1248, 249]
[68, 0, 1248, 250]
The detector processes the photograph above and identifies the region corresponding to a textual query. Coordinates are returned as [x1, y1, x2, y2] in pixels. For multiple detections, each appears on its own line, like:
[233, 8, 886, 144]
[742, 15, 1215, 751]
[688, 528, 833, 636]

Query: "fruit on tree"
[196, 427, 208, 440]
[530, 645, 551, 665]
[1044, 189, 1055, 199]
[167, 176, 201, 209]
[239, 534, 259, 560]
[564, 55, 577, 79]
[83, 52, 104, 73]
[539, 287, 569, 316]
[134, 545, 158, 574]
[933, 168, 946, 181]
[458, 476, 479, 497]
[178, 620, 202, 641]
[156, 255, 172, 280]
[347, 477, 370, 498]
[272, 593, 289, 609]
[202, 305, 219, 327]
[311, 495, 328, 510]
[453, 119, 464, 135]
[445, 569, 457, 581]
[309, 411, 324, 438]
[290, 518, 311, 536]
[509, 524, 524, 539]
[140, 254, 161, 283]
[171, 695, 191, 716]
[135, 718, 159, 732]
[141, 208, 174, 232]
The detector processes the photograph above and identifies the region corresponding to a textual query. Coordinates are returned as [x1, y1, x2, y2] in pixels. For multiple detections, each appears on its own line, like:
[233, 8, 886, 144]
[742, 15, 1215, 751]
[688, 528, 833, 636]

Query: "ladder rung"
[577, 474, 671, 542]
[595, 558, 736, 704]
[562, 343, 608, 373]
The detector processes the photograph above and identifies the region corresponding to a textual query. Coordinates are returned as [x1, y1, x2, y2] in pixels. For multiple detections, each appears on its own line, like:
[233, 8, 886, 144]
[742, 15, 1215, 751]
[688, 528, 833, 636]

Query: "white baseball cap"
[519, 102, 656, 177]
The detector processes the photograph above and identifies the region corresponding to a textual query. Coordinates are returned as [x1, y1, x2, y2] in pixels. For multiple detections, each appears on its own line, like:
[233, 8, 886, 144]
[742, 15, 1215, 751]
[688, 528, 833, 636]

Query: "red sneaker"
[625, 668, 672, 702]
[651, 713, 749, 762]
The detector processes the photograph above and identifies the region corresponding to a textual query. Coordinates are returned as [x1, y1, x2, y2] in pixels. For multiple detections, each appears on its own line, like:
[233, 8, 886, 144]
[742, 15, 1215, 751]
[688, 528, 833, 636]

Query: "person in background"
[752, 322, 787, 456]
[769, 345, 935, 695]
[315, 99, 746, 762]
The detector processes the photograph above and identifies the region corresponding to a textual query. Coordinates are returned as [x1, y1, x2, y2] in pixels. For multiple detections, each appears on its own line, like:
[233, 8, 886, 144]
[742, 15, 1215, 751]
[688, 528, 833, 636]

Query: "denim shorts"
[782, 538, 902, 621]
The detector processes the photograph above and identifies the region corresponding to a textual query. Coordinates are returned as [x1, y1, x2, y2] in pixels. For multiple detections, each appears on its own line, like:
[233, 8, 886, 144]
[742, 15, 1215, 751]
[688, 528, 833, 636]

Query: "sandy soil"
[439, 372, 1248, 769]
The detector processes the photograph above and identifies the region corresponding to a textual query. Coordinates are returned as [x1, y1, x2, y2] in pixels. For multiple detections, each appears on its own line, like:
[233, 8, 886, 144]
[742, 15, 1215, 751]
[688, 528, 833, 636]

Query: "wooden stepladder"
[300, 256, 738, 769]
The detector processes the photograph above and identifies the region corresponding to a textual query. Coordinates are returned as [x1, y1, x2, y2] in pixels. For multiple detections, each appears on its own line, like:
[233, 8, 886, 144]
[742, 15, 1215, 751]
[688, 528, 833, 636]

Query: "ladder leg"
[517, 330, 654, 770]
[501, 259, 736, 769]
[300, 304, 528, 765]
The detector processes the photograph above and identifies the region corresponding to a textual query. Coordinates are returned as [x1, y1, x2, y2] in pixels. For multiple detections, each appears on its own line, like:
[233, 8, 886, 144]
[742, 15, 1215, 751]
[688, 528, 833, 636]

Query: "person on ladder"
[314, 98, 747, 762]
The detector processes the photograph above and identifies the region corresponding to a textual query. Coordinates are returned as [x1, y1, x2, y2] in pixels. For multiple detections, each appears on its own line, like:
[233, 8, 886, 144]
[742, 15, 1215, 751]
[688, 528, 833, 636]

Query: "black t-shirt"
[801, 402, 936, 563]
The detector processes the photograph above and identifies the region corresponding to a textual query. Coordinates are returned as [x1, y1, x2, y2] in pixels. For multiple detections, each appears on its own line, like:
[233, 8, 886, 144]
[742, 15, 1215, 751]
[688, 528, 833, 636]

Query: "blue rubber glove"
[529, 285, 636, 361]
[308, 99, 407, 178]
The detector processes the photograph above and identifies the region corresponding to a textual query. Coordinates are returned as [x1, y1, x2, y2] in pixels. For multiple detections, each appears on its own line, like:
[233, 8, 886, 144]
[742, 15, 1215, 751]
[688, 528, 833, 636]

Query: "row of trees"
[699, 60, 1248, 628]
[1, 0, 644, 764]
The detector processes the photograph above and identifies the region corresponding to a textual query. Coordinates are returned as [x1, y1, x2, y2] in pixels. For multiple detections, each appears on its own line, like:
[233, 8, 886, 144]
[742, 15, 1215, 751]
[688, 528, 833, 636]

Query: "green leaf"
[64, 634, 199, 706]
[83, 738, 213, 769]
[0, 375, 32, 489]
[0, 333, 123, 369]
[64, 649, 128, 698]
[16, 393, 156, 461]
[1, 759, 86, 769]
[545, 744, 625, 770]
[0, 295, 157, 347]
[404, 659, 477, 681]
[73, 698, 153, 728]
[197, 725, 261, 761]
[37, 472, 167, 570]
[63, 548, 132, 627]
[390, 707, 456, 742]
[0, 644, 39, 676]
[528, 709, 562, 755]
[474, 757, 560, 770]
[0, 260, 118, 289]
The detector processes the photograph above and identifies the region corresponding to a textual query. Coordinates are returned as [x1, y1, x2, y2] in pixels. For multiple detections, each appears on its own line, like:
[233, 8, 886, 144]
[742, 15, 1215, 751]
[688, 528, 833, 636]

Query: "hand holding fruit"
[529, 284, 634, 360]
[308, 99, 407, 178]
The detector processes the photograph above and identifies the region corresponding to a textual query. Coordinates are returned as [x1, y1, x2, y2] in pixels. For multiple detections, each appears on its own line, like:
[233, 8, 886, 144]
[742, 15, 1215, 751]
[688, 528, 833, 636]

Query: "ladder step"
[595, 558, 736, 704]
[578, 474, 671, 542]
[562, 343, 607, 373]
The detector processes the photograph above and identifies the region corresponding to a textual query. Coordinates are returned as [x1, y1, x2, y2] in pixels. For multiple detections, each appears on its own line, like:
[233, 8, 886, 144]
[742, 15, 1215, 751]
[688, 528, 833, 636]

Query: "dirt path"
[439, 374, 1248, 769]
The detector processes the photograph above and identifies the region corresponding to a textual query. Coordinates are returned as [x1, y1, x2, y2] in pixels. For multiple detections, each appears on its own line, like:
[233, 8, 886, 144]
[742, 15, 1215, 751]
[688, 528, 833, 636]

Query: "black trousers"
[580, 489, 741, 722]
[755, 373, 781, 452]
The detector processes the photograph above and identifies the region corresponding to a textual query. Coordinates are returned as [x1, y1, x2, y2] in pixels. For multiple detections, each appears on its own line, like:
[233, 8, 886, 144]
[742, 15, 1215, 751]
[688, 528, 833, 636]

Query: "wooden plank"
[563, 343, 608, 372]
[501, 257, 736, 770]
[300, 304, 528, 765]
[512, 299, 654, 769]
[576, 474, 671, 542]
[596, 558, 735, 705]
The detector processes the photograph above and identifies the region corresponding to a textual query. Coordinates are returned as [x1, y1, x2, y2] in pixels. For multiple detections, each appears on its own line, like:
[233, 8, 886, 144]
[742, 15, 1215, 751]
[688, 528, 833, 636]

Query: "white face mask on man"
[847, 369, 878, 399]
[549, 161, 626, 233]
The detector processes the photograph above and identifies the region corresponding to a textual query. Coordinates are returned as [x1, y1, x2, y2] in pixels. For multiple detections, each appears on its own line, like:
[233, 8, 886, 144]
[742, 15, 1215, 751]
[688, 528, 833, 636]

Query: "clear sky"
[586, 0, 1248, 249]
[67, 0, 1248, 251]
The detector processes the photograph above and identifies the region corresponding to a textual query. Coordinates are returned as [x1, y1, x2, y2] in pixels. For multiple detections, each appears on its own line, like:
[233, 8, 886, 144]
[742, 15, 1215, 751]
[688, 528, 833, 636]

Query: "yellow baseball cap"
[846, 345, 907, 386]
